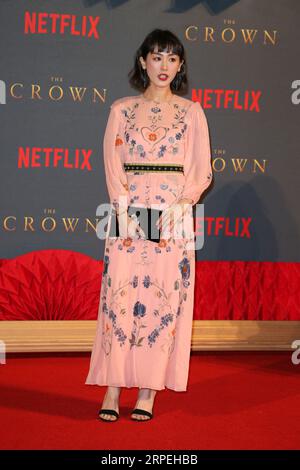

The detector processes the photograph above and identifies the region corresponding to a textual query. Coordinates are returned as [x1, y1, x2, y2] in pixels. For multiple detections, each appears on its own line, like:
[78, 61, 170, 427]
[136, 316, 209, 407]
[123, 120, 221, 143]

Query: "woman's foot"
[131, 388, 157, 421]
[99, 386, 121, 422]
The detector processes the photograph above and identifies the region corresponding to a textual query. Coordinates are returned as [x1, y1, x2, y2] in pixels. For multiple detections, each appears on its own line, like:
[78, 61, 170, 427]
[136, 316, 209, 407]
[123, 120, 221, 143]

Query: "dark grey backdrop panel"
[0, 0, 299, 261]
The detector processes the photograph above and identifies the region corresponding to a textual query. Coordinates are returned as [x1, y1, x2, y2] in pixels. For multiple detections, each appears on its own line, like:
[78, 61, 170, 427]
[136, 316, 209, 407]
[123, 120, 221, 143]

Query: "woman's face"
[140, 46, 183, 89]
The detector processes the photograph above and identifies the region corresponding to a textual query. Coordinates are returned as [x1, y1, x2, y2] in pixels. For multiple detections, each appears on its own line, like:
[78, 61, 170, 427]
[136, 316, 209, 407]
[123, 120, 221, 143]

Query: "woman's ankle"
[107, 386, 121, 397]
[137, 388, 157, 401]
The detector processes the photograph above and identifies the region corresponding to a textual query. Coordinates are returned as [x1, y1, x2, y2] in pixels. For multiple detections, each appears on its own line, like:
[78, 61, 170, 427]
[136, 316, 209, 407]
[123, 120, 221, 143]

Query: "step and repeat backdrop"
[0, 0, 299, 265]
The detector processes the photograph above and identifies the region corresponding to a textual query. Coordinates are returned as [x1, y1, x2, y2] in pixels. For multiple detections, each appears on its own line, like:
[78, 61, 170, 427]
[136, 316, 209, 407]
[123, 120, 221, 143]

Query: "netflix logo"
[18, 147, 93, 170]
[192, 89, 262, 111]
[195, 216, 251, 238]
[24, 11, 100, 39]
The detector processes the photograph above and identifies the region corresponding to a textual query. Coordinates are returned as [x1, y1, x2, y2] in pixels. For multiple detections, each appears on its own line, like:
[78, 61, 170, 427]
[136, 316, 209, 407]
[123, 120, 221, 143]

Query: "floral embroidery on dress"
[129, 301, 147, 349]
[121, 101, 190, 161]
[115, 134, 123, 146]
[157, 176, 184, 201]
[146, 253, 191, 349]
[115, 249, 191, 354]
[161, 327, 176, 356]
[100, 245, 191, 356]
[101, 253, 139, 354]
[148, 313, 174, 348]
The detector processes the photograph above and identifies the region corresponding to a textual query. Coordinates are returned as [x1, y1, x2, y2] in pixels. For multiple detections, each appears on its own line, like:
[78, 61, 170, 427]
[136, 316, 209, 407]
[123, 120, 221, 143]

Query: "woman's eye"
[153, 57, 177, 62]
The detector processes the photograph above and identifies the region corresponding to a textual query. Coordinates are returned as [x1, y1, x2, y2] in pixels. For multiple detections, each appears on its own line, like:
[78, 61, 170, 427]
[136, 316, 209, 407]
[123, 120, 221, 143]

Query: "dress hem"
[85, 381, 187, 392]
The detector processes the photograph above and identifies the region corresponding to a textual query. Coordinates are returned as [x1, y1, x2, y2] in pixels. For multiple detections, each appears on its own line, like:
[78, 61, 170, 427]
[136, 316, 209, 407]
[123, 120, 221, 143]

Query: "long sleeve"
[103, 101, 129, 213]
[181, 101, 213, 205]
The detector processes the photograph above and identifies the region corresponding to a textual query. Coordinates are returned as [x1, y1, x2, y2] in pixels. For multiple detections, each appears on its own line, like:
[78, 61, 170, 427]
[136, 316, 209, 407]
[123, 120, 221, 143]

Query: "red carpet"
[0, 351, 299, 450]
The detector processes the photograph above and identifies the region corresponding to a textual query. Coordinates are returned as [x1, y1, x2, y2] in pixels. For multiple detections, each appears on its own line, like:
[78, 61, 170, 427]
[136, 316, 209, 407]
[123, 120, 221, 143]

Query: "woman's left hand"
[156, 198, 193, 237]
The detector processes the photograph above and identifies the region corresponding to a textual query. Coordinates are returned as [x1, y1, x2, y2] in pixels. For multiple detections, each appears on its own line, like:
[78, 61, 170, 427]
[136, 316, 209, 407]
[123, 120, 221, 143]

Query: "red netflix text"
[18, 147, 93, 170]
[24, 11, 100, 39]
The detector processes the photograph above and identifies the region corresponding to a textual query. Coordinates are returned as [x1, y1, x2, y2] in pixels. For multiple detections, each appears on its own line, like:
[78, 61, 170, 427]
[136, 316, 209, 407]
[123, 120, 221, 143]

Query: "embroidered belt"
[124, 163, 184, 173]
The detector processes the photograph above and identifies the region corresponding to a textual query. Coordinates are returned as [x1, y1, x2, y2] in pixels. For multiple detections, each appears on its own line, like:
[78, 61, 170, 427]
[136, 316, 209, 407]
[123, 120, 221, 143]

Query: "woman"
[85, 29, 213, 422]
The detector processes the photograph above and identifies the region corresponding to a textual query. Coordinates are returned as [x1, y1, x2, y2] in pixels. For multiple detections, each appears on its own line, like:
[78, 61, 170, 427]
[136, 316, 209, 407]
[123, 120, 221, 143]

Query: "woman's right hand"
[118, 211, 146, 240]
[128, 213, 147, 239]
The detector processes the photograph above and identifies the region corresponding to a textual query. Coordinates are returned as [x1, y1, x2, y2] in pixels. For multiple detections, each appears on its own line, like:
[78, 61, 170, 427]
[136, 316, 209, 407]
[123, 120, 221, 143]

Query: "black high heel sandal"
[130, 408, 153, 421]
[98, 409, 119, 422]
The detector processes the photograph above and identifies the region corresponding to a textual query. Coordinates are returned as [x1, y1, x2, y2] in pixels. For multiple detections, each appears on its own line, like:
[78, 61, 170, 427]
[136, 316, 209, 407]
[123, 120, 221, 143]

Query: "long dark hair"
[128, 29, 188, 95]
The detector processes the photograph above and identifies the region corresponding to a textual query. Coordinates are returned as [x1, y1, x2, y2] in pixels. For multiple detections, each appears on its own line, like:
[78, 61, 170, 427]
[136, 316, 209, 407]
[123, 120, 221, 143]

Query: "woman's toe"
[100, 412, 117, 421]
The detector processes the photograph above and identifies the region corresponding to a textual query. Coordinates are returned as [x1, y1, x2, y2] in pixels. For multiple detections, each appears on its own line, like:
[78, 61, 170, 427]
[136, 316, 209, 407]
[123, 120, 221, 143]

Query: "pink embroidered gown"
[85, 94, 213, 391]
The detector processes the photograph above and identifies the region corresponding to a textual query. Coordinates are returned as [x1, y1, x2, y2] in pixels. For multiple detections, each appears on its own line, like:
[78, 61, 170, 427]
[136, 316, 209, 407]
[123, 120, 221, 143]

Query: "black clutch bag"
[108, 206, 163, 243]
